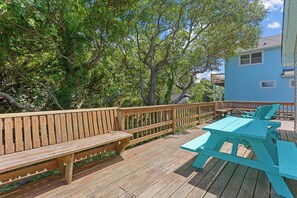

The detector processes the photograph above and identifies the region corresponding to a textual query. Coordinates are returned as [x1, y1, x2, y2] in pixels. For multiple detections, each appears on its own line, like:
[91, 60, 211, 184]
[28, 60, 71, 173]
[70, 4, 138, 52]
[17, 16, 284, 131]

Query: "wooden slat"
[97, 111, 103, 135]
[14, 117, 24, 152]
[129, 128, 173, 146]
[39, 116, 49, 147]
[54, 115, 62, 144]
[66, 113, 73, 141]
[125, 120, 173, 134]
[83, 112, 90, 137]
[105, 110, 112, 131]
[88, 112, 95, 137]
[92, 111, 99, 135]
[60, 114, 68, 142]
[110, 110, 115, 131]
[23, 117, 32, 150]
[77, 113, 85, 139]
[31, 116, 41, 148]
[0, 107, 118, 119]
[47, 115, 56, 145]
[72, 113, 79, 140]
[101, 111, 108, 133]
[0, 119, 3, 155]
[4, 118, 14, 154]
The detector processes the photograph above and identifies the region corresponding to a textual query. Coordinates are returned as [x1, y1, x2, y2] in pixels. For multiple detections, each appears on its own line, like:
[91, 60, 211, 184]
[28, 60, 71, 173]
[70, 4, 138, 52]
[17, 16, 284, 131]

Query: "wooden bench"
[215, 102, 233, 117]
[0, 108, 132, 186]
[277, 140, 297, 180]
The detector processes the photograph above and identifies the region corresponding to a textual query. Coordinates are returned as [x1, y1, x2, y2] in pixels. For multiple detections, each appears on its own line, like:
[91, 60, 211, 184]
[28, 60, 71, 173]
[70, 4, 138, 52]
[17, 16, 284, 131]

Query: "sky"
[197, 0, 284, 81]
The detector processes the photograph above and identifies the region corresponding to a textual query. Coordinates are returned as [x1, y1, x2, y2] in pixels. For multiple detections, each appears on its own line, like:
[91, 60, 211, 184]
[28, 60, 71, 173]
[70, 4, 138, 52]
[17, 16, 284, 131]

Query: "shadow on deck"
[1, 121, 297, 198]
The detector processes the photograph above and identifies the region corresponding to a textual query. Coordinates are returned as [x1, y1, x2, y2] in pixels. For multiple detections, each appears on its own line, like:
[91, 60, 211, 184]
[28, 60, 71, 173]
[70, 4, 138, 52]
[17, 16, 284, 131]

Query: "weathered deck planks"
[1, 124, 297, 198]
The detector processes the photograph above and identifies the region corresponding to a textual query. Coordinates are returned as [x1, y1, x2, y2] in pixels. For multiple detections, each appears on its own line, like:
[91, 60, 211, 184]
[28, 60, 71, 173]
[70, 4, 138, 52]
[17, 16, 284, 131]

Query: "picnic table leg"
[193, 134, 226, 169]
[231, 138, 239, 156]
[249, 140, 293, 198]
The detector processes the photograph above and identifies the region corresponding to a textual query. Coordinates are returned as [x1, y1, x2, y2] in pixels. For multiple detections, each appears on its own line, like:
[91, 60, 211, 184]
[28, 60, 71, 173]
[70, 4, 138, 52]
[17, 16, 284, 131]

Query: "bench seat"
[0, 131, 131, 174]
[0, 131, 132, 183]
[277, 140, 297, 180]
[216, 108, 232, 113]
[180, 132, 210, 152]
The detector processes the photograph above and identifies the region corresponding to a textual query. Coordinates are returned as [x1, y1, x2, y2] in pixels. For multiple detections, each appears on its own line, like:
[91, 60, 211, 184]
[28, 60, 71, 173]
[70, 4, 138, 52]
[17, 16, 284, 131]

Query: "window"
[251, 52, 262, 64]
[240, 54, 250, 65]
[260, 80, 276, 88]
[240, 51, 263, 65]
[289, 79, 294, 88]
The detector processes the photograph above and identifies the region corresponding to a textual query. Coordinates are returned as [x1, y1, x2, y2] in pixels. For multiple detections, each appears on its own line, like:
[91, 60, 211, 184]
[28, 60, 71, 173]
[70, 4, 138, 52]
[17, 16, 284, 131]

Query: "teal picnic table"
[181, 116, 297, 198]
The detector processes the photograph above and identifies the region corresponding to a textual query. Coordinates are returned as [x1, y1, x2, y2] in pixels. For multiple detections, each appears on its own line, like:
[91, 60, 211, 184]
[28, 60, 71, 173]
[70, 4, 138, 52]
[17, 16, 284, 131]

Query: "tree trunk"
[148, 68, 157, 105]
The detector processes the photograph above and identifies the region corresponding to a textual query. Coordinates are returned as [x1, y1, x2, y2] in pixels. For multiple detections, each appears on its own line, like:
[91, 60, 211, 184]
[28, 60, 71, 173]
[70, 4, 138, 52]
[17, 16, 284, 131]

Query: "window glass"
[240, 54, 250, 65]
[290, 79, 294, 88]
[260, 81, 276, 88]
[251, 52, 262, 64]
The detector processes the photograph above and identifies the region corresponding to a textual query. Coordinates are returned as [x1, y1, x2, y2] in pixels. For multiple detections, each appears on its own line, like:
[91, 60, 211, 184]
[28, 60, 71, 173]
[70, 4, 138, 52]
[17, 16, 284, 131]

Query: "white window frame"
[239, 51, 263, 66]
[260, 80, 276, 89]
[289, 79, 294, 88]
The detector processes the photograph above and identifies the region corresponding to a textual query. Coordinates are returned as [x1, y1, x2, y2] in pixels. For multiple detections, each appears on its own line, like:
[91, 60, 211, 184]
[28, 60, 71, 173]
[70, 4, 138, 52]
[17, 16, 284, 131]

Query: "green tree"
[0, 0, 134, 111]
[189, 79, 224, 102]
[120, 0, 266, 105]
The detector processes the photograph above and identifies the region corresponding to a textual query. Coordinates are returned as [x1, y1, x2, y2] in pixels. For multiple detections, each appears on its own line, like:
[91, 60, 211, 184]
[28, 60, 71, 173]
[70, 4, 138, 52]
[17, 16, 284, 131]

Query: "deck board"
[1, 123, 297, 198]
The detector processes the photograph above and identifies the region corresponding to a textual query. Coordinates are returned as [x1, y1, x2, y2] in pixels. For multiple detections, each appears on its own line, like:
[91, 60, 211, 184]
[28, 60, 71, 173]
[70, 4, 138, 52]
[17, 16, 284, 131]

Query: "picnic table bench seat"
[0, 108, 132, 186]
[277, 140, 297, 180]
[180, 132, 210, 152]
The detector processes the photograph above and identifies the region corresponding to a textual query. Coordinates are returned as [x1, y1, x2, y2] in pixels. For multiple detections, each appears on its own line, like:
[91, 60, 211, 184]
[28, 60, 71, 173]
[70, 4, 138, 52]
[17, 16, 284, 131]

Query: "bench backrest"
[216, 102, 225, 110]
[252, 105, 273, 120]
[264, 104, 280, 120]
[0, 108, 119, 156]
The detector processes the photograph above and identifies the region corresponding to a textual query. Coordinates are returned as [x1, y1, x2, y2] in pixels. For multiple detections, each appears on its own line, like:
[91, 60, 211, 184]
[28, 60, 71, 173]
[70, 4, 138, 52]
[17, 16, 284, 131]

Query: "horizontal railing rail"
[223, 101, 294, 120]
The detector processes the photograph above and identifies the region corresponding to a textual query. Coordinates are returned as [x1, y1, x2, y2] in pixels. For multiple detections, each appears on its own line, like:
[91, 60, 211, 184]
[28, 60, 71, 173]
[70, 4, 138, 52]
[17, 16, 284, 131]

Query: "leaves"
[0, 0, 266, 112]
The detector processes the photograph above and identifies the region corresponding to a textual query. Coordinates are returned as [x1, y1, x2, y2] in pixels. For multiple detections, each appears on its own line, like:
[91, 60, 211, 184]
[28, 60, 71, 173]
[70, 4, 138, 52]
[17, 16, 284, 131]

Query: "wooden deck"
[1, 122, 297, 198]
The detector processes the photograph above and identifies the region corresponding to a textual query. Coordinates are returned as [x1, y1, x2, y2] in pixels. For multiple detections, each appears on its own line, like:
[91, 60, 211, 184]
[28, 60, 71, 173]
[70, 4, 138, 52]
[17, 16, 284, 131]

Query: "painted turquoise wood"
[181, 117, 295, 198]
[242, 104, 280, 120]
[277, 140, 297, 180]
[225, 47, 294, 102]
[180, 132, 210, 152]
[266, 104, 281, 119]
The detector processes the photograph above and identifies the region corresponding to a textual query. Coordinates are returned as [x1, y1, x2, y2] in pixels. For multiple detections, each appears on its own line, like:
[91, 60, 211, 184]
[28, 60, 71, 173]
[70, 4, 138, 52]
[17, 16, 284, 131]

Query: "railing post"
[197, 104, 201, 124]
[117, 108, 126, 131]
[171, 106, 176, 133]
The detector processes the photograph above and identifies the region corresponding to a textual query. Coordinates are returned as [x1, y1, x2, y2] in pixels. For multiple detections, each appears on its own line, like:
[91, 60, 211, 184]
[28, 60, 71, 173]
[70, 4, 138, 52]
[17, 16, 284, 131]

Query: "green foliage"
[189, 79, 224, 102]
[0, 0, 266, 112]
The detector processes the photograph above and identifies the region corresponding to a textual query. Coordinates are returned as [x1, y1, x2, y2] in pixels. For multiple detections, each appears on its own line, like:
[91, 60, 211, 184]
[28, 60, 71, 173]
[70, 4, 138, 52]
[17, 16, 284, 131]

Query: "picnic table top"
[202, 116, 270, 140]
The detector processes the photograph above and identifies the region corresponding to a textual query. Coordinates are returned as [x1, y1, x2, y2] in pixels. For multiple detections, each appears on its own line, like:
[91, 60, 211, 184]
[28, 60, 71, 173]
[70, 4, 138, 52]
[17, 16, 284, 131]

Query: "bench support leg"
[115, 138, 130, 154]
[58, 154, 74, 184]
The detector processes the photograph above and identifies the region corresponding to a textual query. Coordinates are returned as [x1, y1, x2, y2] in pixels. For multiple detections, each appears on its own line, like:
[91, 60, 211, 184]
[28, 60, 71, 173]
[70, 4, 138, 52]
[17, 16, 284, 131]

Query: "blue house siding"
[225, 47, 294, 102]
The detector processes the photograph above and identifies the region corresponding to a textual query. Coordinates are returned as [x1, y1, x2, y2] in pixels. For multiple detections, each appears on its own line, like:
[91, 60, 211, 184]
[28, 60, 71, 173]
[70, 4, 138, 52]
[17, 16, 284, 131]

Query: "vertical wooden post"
[171, 106, 176, 133]
[196, 104, 200, 125]
[115, 138, 130, 154]
[117, 108, 126, 131]
[198, 104, 201, 124]
[58, 154, 74, 184]
[65, 154, 74, 184]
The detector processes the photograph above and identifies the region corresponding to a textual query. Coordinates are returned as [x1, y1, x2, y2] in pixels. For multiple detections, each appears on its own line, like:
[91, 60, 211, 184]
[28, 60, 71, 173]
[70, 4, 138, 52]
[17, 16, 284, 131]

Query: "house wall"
[225, 47, 294, 102]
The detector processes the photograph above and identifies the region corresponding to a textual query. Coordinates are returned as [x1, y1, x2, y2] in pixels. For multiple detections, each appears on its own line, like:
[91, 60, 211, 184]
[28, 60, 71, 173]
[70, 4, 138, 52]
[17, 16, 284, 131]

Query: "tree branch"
[0, 92, 35, 112]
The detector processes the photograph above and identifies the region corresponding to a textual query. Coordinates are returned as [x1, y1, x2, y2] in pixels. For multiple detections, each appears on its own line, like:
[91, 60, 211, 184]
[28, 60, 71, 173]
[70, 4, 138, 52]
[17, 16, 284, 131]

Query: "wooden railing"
[223, 101, 294, 120]
[118, 102, 216, 145]
[0, 100, 293, 153]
